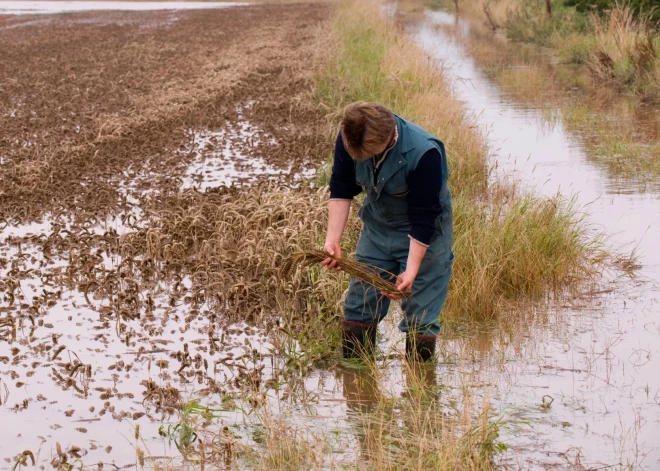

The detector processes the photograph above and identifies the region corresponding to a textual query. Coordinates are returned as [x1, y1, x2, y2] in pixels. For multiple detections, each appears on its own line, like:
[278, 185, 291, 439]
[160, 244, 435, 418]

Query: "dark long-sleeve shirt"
[329, 133, 443, 246]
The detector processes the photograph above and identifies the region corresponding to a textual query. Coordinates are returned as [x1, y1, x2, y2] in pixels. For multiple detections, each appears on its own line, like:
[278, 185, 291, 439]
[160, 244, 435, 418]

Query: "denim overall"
[344, 116, 454, 337]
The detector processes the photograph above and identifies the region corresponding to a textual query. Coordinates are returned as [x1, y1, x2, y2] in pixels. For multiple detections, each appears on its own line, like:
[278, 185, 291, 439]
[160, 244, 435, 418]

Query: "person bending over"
[322, 101, 454, 362]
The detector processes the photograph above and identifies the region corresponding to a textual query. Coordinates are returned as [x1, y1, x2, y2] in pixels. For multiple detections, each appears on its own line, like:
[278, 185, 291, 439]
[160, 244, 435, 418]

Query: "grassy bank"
[315, 0, 602, 327]
[431, 0, 660, 100]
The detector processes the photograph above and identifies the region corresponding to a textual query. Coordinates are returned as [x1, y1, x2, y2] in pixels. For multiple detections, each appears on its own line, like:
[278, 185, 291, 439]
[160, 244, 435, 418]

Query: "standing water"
[0, 2, 247, 15]
[411, 9, 660, 469]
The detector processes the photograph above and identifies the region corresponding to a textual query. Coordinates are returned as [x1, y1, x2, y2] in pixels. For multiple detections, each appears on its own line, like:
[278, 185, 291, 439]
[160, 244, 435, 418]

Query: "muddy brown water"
[1, 3, 659, 471]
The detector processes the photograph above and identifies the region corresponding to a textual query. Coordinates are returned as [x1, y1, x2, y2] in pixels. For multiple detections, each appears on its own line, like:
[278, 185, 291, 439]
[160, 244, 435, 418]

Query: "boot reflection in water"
[337, 366, 384, 463]
[338, 366, 381, 414]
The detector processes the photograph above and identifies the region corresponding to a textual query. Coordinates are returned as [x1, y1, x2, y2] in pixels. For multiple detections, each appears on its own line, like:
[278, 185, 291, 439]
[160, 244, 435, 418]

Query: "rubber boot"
[342, 321, 377, 359]
[405, 333, 436, 363]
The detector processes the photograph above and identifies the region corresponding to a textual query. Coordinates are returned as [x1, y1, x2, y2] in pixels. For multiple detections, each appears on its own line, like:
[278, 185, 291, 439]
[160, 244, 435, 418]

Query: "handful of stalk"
[282, 249, 410, 298]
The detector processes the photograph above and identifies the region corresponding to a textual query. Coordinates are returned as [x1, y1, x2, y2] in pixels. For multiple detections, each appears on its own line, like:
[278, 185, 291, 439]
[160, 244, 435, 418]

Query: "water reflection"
[339, 366, 382, 414]
[419, 10, 660, 193]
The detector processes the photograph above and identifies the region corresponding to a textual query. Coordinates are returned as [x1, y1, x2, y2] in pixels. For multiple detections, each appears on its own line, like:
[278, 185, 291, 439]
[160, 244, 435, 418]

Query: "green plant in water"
[159, 399, 229, 455]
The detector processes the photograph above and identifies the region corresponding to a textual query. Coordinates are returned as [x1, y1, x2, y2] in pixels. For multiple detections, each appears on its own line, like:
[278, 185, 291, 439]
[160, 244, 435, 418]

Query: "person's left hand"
[381, 269, 416, 300]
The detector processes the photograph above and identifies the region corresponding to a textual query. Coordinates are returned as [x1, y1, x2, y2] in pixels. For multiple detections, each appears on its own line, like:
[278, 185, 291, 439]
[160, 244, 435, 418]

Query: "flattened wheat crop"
[0, 3, 329, 221]
[117, 187, 357, 327]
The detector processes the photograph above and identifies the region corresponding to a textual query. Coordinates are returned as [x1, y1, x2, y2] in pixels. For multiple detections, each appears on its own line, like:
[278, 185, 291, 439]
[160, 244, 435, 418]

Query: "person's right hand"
[321, 240, 342, 271]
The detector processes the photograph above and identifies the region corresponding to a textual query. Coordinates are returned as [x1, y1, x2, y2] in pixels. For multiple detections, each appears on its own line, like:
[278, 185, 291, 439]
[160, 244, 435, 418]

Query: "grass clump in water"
[333, 351, 504, 470]
[162, 363, 502, 470]
[450, 190, 603, 320]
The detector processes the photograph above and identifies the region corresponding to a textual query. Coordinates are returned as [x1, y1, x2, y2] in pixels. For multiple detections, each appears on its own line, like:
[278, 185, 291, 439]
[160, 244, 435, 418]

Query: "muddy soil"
[0, 3, 331, 468]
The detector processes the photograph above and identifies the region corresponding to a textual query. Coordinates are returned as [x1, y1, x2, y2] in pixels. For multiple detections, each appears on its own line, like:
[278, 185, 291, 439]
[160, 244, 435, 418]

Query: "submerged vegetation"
[163, 360, 503, 470]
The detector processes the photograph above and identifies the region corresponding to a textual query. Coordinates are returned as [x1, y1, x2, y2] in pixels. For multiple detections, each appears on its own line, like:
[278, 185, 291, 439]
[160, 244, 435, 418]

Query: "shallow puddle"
[0, 219, 273, 467]
[182, 104, 315, 190]
[0, 1, 247, 15]
[408, 9, 660, 469]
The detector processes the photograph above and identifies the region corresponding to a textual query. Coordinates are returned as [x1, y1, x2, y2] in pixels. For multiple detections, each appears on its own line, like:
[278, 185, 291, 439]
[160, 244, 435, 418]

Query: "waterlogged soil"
[0, 3, 332, 468]
[408, 9, 660, 470]
[3, 2, 660, 471]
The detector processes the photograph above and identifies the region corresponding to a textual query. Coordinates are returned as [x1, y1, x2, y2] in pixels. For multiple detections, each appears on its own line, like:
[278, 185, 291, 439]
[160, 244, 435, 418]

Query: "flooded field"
[1, 0, 659, 470]
[0, 2, 332, 468]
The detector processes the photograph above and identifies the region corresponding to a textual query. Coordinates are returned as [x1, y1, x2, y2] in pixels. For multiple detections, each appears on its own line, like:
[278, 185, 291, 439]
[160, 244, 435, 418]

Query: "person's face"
[351, 127, 396, 162]
[371, 138, 391, 157]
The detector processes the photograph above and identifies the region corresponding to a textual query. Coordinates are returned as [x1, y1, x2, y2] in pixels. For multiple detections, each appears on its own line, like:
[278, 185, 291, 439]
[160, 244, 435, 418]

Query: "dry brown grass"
[588, 3, 660, 96]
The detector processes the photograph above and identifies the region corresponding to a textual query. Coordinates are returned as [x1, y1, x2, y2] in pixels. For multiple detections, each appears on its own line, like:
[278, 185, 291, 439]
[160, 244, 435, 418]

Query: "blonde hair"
[340, 101, 395, 160]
